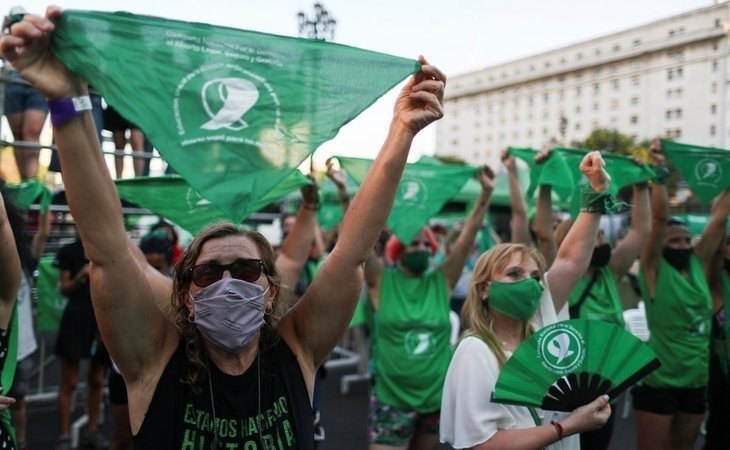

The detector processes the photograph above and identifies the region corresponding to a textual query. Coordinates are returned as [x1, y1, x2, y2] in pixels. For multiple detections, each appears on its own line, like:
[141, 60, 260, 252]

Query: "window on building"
[631, 75, 640, 86]
[712, 60, 719, 72]
[576, 52, 583, 61]
[633, 39, 641, 47]
[669, 29, 675, 37]
[677, 67, 684, 77]
[528, 96, 534, 107]
[711, 125, 717, 136]
[575, 123, 582, 131]
[576, 86, 582, 97]
[666, 110, 672, 120]
[593, 83, 600, 94]
[713, 42, 720, 51]
[631, 60, 641, 69]
[676, 88, 683, 97]
[611, 64, 619, 73]
[611, 99, 619, 110]
[489, 75, 495, 82]
[592, 103, 599, 111]
[593, 67, 602, 76]
[715, 18, 722, 28]
[543, 111, 549, 120]
[529, 64, 535, 72]
[474, 121, 481, 128]
[487, 135, 492, 142]
[513, 130, 519, 138]
[595, 48, 602, 57]
[559, 90, 564, 100]
[676, 108, 682, 119]
[711, 104, 717, 114]
[679, 27, 685, 34]
[543, 93, 549, 103]
[560, 57, 566, 65]
[502, 72, 507, 79]
[543, 128, 548, 136]
[630, 116, 638, 125]
[712, 82, 718, 93]
[575, 70, 583, 79]
[667, 68, 674, 80]
[612, 80, 620, 91]
[576, 105, 582, 113]
[474, 136, 480, 143]
[613, 44, 621, 52]
[451, 139, 459, 146]
[631, 96, 639, 105]
[545, 61, 551, 69]
[592, 120, 600, 129]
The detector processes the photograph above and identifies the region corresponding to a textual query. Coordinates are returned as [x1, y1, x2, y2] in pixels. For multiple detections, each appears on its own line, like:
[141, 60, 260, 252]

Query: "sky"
[6, 0, 717, 170]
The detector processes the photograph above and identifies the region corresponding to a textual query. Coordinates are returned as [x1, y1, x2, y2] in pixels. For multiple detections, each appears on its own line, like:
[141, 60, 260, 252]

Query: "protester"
[103, 104, 145, 178]
[0, 8, 446, 450]
[634, 140, 728, 450]
[53, 236, 109, 450]
[0, 191, 21, 450]
[0, 184, 51, 450]
[440, 151, 613, 450]
[364, 166, 493, 450]
[1, 6, 48, 180]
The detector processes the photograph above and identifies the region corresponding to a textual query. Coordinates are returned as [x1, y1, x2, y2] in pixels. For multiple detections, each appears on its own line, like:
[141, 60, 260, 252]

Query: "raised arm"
[639, 140, 669, 298]
[0, 194, 20, 328]
[440, 167, 494, 288]
[546, 152, 609, 312]
[0, 8, 176, 381]
[286, 57, 446, 367]
[533, 149, 557, 267]
[276, 181, 319, 289]
[30, 207, 51, 260]
[502, 150, 530, 245]
[326, 158, 350, 212]
[609, 183, 650, 280]
[695, 188, 730, 266]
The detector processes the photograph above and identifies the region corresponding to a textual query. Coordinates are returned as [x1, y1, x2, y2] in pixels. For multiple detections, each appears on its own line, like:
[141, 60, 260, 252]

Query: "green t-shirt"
[568, 266, 625, 327]
[712, 272, 729, 378]
[374, 268, 451, 412]
[639, 256, 712, 388]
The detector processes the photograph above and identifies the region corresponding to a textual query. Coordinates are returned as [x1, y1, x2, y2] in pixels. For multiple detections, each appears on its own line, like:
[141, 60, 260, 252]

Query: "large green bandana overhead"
[53, 10, 419, 222]
[115, 172, 311, 234]
[661, 140, 730, 205]
[338, 156, 478, 242]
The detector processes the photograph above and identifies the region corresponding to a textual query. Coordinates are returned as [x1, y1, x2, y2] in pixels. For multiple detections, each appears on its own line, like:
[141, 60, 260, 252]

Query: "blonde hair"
[461, 243, 545, 367]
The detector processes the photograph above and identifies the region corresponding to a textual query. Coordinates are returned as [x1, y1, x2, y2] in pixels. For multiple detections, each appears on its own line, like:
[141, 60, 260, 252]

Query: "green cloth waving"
[53, 10, 419, 223]
[115, 173, 311, 234]
[1, 179, 52, 212]
[661, 140, 730, 205]
[338, 156, 478, 242]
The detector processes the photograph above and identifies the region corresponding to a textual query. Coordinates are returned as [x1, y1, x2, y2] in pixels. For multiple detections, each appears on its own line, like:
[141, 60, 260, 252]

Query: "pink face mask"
[190, 277, 269, 353]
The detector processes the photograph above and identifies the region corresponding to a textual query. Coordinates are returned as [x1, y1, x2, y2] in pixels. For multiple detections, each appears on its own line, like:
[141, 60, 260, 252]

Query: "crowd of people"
[0, 5, 728, 450]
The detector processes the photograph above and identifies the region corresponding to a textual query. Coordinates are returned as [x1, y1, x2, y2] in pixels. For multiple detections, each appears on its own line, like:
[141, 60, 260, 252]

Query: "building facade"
[436, 1, 730, 167]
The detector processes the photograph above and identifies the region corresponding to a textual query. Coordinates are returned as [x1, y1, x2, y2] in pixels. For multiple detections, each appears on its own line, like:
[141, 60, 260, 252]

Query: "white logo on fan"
[547, 333, 575, 365]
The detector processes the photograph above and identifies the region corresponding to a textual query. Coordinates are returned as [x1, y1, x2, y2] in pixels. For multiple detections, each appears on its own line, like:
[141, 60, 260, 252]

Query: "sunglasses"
[189, 259, 266, 288]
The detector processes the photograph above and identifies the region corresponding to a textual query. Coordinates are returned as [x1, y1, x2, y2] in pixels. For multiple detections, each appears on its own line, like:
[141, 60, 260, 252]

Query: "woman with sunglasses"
[364, 167, 494, 450]
[440, 152, 613, 450]
[1, 8, 446, 450]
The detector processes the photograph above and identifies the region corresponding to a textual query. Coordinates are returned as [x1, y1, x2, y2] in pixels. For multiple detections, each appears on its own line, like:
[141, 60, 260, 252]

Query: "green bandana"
[338, 156, 478, 242]
[486, 278, 544, 321]
[661, 140, 730, 205]
[2, 179, 52, 212]
[53, 10, 419, 223]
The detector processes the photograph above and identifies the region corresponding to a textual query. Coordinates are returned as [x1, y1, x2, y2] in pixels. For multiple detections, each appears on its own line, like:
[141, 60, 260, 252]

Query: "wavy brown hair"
[460, 243, 545, 368]
[171, 222, 292, 387]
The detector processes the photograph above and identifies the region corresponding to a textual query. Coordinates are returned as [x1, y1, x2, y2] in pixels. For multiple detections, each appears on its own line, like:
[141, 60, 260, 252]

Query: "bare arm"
[547, 151, 609, 312]
[610, 183, 650, 280]
[283, 58, 446, 367]
[1, 9, 177, 383]
[639, 142, 669, 299]
[695, 188, 730, 266]
[440, 167, 494, 289]
[30, 208, 51, 260]
[276, 183, 319, 289]
[473, 396, 611, 450]
[0, 194, 20, 328]
[502, 151, 530, 245]
[533, 148, 557, 267]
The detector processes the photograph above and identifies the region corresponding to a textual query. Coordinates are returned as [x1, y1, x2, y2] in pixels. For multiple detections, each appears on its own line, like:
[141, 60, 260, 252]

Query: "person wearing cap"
[633, 140, 730, 450]
[364, 168, 494, 450]
[1, 6, 48, 180]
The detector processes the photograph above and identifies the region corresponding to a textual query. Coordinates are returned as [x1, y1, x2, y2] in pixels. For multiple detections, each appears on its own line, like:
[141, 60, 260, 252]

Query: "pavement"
[24, 334, 706, 450]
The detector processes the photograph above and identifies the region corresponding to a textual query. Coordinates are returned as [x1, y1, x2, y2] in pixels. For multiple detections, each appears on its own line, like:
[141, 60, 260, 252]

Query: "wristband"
[550, 421, 564, 440]
[48, 96, 92, 127]
[580, 187, 630, 215]
[652, 166, 671, 185]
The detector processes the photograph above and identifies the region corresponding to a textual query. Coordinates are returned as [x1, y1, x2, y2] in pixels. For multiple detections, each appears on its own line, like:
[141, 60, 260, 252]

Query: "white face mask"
[190, 277, 269, 353]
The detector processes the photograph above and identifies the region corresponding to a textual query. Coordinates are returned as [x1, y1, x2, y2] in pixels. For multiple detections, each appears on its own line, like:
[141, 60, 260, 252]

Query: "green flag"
[1, 179, 52, 211]
[115, 173, 311, 235]
[53, 10, 419, 223]
[338, 156, 478, 242]
[661, 140, 730, 205]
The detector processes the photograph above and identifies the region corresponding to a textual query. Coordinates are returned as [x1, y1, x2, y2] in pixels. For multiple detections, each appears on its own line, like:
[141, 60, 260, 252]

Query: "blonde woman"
[440, 152, 612, 450]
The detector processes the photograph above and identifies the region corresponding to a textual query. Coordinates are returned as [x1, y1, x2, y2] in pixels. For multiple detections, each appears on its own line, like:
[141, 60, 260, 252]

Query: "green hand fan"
[492, 319, 660, 412]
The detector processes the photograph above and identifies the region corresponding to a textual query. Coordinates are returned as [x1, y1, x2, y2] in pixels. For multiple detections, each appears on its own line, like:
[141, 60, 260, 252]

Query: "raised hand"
[393, 56, 446, 136]
[325, 158, 347, 190]
[478, 165, 496, 192]
[0, 7, 86, 99]
[579, 151, 611, 192]
[300, 174, 320, 208]
[501, 149, 516, 172]
[649, 138, 667, 167]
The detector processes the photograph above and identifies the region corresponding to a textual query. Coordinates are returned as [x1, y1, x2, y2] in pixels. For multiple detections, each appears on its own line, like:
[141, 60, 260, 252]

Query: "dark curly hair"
[171, 222, 292, 387]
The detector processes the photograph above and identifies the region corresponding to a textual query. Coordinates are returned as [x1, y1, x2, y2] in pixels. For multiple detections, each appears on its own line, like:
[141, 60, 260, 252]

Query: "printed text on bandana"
[180, 395, 296, 449]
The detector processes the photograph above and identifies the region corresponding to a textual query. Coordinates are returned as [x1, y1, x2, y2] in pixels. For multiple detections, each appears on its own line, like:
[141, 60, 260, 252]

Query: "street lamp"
[297, 3, 337, 41]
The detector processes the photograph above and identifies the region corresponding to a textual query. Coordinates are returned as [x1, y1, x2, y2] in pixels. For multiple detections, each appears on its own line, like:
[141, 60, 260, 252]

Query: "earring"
[187, 313, 195, 323]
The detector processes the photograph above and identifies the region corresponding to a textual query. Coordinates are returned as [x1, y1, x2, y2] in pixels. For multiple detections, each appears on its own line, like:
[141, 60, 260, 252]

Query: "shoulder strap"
[569, 269, 601, 318]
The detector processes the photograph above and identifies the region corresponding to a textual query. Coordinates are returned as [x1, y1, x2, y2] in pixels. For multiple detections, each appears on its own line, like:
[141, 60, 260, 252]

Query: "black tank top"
[134, 338, 314, 450]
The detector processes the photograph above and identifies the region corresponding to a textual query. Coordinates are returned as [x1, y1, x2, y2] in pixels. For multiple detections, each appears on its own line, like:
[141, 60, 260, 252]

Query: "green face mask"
[401, 250, 430, 275]
[484, 278, 544, 321]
